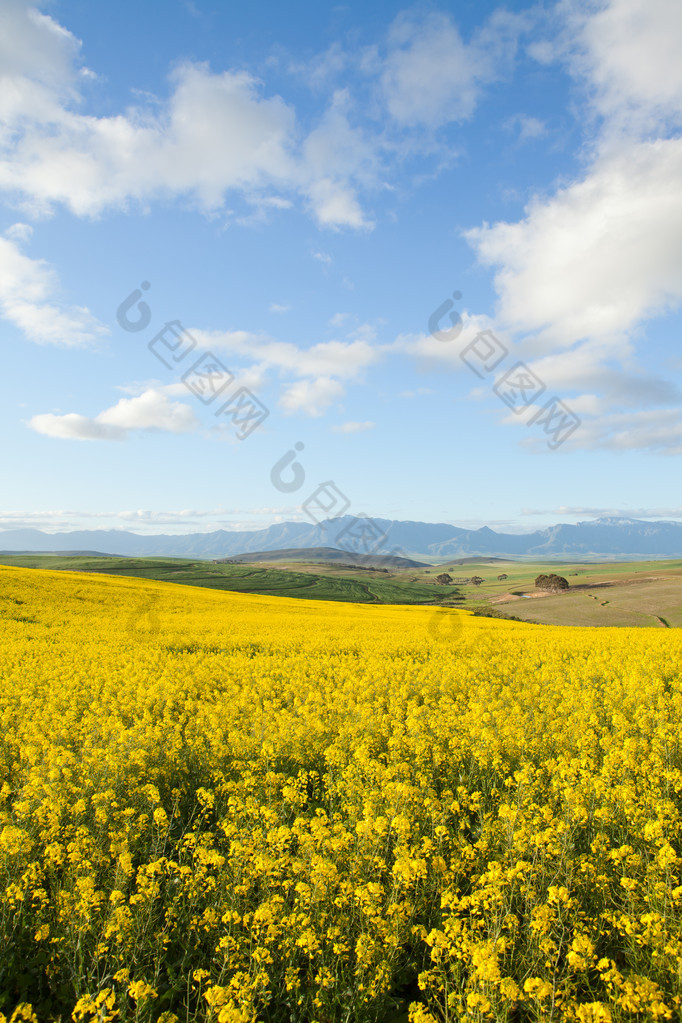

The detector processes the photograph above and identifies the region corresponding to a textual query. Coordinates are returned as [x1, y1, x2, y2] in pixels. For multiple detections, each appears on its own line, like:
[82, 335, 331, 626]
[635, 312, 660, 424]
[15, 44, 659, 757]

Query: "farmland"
[1, 565, 682, 1021]
[1, 553, 682, 627]
[0, 554, 447, 607]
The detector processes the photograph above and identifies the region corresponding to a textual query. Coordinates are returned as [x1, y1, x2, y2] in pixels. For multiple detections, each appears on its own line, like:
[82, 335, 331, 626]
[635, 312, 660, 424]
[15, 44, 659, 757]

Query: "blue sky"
[1, 0, 682, 536]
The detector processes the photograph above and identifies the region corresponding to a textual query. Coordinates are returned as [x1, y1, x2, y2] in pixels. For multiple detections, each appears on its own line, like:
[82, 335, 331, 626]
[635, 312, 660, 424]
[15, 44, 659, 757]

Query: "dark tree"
[535, 573, 569, 592]
[435, 573, 453, 585]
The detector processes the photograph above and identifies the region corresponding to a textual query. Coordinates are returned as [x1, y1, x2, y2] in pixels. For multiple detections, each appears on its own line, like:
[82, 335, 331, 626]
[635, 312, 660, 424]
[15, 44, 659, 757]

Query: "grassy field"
[0, 554, 450, 606]
[261, 557, 682, 627]
[447, 559, 682, 627]
[2, 552, 682, 624]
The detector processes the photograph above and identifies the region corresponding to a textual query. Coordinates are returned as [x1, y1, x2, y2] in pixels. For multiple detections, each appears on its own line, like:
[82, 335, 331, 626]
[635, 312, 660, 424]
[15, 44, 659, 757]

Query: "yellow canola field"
[1, 565, 682, 1023]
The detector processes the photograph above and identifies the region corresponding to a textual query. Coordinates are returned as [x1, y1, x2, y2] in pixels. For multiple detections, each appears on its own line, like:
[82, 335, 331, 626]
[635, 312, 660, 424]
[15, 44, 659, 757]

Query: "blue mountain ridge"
[1, 516, 682, 559]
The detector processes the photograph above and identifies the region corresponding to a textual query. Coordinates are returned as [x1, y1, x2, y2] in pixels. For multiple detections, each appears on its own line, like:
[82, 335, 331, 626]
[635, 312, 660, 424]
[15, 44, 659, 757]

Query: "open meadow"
[3, 556, 682, 630]
[1, 565, 682, 1022]
[0, 555, 442, 608]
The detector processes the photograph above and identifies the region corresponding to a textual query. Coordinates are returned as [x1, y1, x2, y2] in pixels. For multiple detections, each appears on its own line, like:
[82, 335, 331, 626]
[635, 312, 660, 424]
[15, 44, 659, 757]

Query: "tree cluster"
[535, 573, 569, 592]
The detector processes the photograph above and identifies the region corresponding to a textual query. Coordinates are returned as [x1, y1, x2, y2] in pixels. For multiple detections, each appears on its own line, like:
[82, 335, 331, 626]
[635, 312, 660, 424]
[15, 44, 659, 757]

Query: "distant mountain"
[1, 516, 682, 560]
[224, 546, 429, 569]
[0, 549, 122, 558]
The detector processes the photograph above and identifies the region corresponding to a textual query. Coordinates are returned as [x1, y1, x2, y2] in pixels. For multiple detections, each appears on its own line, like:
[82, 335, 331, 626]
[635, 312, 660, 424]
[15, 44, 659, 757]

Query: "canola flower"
[0, 564, 681, 1022]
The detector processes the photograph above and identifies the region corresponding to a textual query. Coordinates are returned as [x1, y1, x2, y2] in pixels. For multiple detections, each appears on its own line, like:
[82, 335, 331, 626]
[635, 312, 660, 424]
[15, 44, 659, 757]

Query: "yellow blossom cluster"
[1, 565, 681, 1022]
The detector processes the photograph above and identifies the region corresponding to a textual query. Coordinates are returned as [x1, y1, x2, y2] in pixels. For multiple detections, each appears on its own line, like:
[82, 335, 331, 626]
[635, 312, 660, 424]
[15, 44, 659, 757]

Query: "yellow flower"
[9, 1008, 39, 1023]
[127, 980, 157, 1001]
[524, 977, 554, 1000]
[576, 1004, 612, 1023]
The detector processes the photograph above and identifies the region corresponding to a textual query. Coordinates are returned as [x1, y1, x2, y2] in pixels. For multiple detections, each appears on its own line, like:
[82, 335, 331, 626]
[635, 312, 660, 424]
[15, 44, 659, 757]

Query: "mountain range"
[2, 516, 682, 560]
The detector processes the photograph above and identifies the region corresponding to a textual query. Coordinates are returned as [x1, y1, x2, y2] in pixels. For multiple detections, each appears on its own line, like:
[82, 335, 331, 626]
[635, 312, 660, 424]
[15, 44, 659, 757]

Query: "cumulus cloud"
[556, 408, 682, 454]
[4, 222, 33, 241]
[466, 139, 682, 348]
[28, 389, 199, 440]
[388, 312, 501, 371]
[192, 328, 380, 378]
[306, 178, 370, 230]
[0, 2, 377, 228]
[514, 345, 681, 410]
[568, 0, 682, 134]
[27, 413, 123, 441]
[301, 90, 377, 229]
[0, 3, 527, 229]
[380, 9, 524, 128]
[0, 231, 108, 346]
[279, 377, 344, 417]
[0, 0, 81, 94]
[0, 61, 298, 218]
[189, 326, 380, 417]
[462, 0, 682, 452]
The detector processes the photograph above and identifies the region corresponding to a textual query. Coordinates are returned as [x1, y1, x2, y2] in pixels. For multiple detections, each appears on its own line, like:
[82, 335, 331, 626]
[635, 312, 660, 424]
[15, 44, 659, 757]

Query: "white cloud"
[27, 413, 123, 441]
[526, 39, 556, 65]
[0, 505, 303, 533]
[520, 505, 682, 520]
[0, 232, 108, 346]
[0, 3, 529, 231]
[380, 10, 523, 128]
[0, 3, 375, 229]
[126, 321, 384, 421]
[279, 377, 344, 417]
[505, 114, 546, 141]
[517, 345, 681, 410]
[0, 61, 298, 217]
[569, 0, 682, 134]
[0, 1, 81, 93]
[467, 138, 682, 348]
[388, 312, 501, 370]
[191, 328, 379, 381]
[28, 389, 199, 440]
[557, 408, 682, 454]
[301, 90, 377, 229]
[98, 390, 198, 431]
[4, 221, 33, 241]
[288, 42, 348, 90]
[332, 420, 375, 433]
[518, 115, 546, 140]
[269, 303, 290, 314]
[460, 0, 682, 453]
[306, 178, 371, 230]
